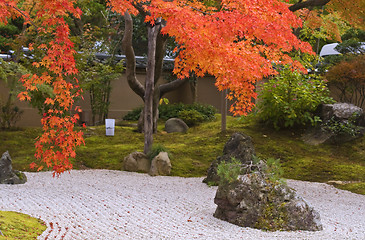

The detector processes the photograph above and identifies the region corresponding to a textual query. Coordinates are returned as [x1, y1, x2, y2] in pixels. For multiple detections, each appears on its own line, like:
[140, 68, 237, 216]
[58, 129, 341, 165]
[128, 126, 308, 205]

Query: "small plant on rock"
[216, 157, 242, 185]
[147, 144, 171, 161]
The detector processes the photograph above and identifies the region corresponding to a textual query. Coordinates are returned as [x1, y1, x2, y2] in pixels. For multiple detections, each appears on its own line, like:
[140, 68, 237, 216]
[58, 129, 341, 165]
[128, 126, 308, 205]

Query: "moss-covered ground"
[1, 114, 364, 194]
[0, 211, 46, 239]
[1, 114, 364, 237]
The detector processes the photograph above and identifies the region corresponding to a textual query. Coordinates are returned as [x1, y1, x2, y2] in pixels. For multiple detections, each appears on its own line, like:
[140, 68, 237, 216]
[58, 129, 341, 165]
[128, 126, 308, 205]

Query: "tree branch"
[289, 0, 331, 12]
[5, 3, 39, 30]
[122, 11, 145, 100]
[159, 77, 189, 97]
[154, 31, 168, 85]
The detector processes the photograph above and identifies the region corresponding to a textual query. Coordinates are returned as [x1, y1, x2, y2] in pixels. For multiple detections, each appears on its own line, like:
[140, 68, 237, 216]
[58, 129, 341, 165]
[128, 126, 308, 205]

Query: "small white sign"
[105, 119, 115, 136]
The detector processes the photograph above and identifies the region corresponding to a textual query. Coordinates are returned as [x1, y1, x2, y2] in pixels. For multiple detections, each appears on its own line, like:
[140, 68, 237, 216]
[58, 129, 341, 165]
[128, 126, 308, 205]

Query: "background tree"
[325, 54, 365, 107]
[0, 58, 27, 129]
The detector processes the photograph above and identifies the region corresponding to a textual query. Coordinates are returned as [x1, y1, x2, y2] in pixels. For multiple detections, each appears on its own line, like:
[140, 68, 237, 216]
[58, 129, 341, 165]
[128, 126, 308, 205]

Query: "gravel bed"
[0, 170, 364, 239]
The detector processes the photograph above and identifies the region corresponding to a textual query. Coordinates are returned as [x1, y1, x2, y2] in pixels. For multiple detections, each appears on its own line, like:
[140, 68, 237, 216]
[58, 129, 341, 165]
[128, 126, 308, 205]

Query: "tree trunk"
[122, 11, 189, 136]
[221, 89, 227, 132]
[144, 22, 160, 154]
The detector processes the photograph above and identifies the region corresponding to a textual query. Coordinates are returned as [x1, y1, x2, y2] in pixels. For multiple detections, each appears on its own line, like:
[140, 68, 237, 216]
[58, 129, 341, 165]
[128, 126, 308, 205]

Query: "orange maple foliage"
[1, 0, 84, 176]
[294, 0, 365, 42]
[109, 0, 313, 115]
[327, 0, 365, 30]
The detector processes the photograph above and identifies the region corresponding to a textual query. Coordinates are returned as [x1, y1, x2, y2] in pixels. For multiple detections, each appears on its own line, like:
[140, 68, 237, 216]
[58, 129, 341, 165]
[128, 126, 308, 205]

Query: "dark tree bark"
[122, 11, 145, 100]
[144, 22, 160, 154]
[289, 0, 331, 12]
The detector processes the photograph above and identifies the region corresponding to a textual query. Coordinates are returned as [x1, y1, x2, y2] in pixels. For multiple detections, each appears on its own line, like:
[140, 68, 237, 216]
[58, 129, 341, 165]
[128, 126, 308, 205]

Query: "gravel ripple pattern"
[0, 170, 364, 239]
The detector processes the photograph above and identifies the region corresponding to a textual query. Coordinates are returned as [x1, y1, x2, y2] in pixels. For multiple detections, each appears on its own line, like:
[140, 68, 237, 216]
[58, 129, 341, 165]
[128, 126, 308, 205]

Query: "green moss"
[0, 211, 46, 239]
[0, 114, 364, 194]
[337, 183, 365, 195]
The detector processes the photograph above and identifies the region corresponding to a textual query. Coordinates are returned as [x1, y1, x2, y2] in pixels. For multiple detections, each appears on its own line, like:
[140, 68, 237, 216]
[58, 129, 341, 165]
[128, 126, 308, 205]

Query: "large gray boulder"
[303, 103, 365, 145]
[214, 173, 323, 231]
[165, 118, 189, 133]
[317, 103, 364, 125]
[0, 151, 27, 184]
[149, 152, 172, 176]
[203, 132, 255, 185]
[123, 152, 150, 173]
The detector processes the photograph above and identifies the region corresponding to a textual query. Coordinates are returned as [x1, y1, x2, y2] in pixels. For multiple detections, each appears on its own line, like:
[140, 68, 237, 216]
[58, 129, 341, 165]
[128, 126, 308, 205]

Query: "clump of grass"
[147, 144, 171, 161]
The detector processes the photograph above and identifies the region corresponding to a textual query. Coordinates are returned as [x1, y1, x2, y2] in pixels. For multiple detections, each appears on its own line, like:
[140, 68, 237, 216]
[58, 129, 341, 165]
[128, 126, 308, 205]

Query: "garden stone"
[203, 132, 256, 185]
[317, 103, 364, 126]
[214, 173, 323, 231]
[123, 152, 150, 173]
[0, 151, 27, 184]
[303, 103, 365, 145]
[165, 118, 189, 133]
[149, 152, 171, 176]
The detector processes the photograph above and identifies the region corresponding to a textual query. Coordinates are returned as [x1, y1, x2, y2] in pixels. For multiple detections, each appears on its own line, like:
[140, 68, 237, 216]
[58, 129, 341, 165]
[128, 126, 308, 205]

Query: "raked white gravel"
[0, 170, 364, 240]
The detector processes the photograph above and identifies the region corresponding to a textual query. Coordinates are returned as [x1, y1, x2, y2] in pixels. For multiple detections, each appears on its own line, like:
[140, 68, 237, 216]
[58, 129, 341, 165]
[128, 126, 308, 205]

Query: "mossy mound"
[0, 211, 46, 239]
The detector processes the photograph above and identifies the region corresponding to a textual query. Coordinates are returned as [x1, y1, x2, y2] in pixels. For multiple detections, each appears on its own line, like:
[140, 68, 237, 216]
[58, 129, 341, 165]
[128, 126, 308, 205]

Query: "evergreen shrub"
[257, 66, 334, 129]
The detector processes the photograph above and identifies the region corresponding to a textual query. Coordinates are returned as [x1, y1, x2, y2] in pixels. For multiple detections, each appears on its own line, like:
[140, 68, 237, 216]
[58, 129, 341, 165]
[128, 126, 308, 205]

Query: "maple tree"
[0, 0, 84, 175]
[109, 0, 314, 153]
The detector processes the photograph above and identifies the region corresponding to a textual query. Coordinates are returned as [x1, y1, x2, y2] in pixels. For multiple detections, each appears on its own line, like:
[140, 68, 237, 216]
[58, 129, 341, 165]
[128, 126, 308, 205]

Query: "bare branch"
[122, 11, 145, 100]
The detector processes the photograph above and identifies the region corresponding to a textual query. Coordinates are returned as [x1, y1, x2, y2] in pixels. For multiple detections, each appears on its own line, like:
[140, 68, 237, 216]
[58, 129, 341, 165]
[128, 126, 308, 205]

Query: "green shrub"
[178, 109, 205, 126]
[158, 103, 185, 120]
[123, 103, 217, 124]
[257, 66, 334, 129]
[123, 106, 143, 121]
[147, 144, 171, 161]
[0, 101, 23, 129]
[186, 103, 217, 121]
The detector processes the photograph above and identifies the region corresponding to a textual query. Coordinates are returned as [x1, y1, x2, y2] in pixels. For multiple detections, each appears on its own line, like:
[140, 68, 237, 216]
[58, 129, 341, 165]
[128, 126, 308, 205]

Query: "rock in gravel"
[203, 132, 256, 185]
[123, 152, 150, 173]
[149, 152, 171, 176]
[0, 151, 27, 184]
[214, 173, 323, 231]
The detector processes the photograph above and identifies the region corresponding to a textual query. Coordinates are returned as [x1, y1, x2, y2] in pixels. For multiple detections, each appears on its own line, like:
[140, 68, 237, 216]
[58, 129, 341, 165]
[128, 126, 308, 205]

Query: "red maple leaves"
[1, 0, 84, 176]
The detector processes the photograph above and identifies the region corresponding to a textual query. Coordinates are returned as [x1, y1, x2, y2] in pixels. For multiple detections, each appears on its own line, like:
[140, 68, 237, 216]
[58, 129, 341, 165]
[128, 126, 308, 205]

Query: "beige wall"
[3, 72, 364, 128]
[1, 72, 225, 127]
